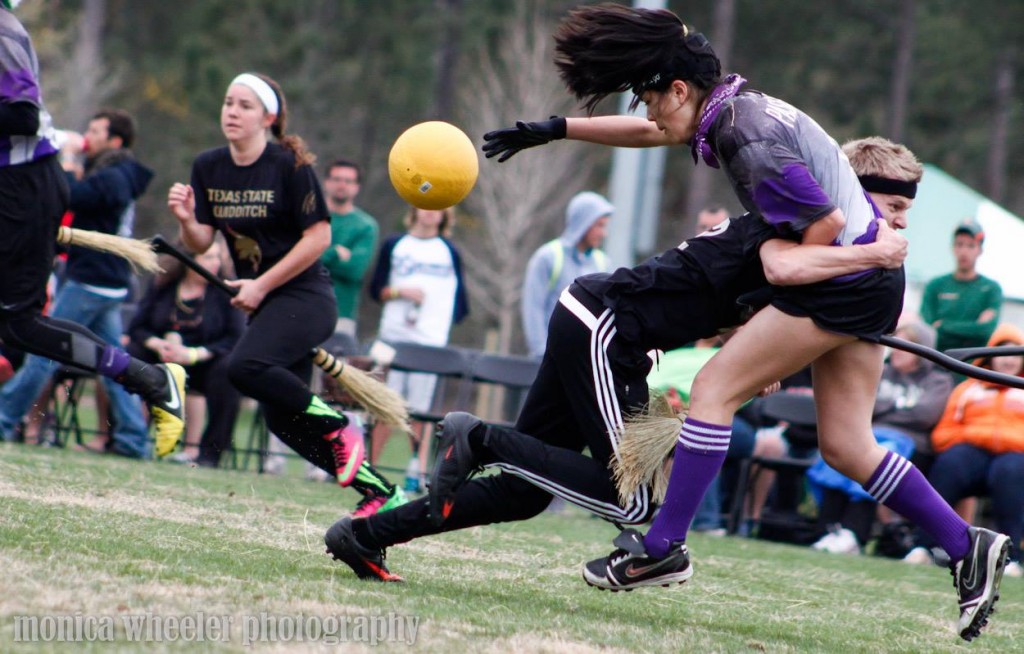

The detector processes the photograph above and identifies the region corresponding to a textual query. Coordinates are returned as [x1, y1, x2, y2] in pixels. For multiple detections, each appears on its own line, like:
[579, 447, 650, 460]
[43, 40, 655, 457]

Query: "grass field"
[1, 442, 1021, 653]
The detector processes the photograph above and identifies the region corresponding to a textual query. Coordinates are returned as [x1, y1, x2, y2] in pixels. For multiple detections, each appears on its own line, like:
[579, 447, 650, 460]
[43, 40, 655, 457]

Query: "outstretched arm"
[483, 115, 677, 162]
[566, 115, 681, 147]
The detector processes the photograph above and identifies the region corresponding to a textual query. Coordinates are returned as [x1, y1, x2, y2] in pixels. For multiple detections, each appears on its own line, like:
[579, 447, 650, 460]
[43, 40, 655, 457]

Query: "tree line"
[23, 0, 1023, 353]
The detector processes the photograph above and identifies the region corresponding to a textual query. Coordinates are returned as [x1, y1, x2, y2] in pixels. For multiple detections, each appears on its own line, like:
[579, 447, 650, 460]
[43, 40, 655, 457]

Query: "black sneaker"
[952, 526, 1010, 641]
[583, 529, 693, 591]
[427, 412, 483, 527]
[324, 516, 402, 582]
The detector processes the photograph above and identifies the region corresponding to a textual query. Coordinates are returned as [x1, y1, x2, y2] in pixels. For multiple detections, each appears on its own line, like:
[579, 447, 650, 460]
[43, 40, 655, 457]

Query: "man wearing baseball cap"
[920, 218, 1003, 354]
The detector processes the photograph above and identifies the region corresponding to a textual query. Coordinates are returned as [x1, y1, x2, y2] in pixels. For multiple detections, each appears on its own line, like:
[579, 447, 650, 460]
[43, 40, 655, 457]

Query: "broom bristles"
[612, 392, 684, 505]
[58, 226, 161, 273]
[338, 366, 412, 433]
[311, 348, 411, 432]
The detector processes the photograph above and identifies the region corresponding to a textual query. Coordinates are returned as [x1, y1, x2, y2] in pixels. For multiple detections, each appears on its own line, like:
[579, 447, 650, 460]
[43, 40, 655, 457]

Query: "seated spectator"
[367, 205, 469, 487]
[902, 323, 1024, 577]
[126, 239, 244, 467]
[807, 320, 953, 554]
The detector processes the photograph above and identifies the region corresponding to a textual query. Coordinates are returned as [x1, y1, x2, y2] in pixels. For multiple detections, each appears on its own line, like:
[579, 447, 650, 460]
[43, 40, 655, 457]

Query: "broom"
[150, 235, 411, 432]
[57, 226, 161, 273]
[612, 390, 683, 505]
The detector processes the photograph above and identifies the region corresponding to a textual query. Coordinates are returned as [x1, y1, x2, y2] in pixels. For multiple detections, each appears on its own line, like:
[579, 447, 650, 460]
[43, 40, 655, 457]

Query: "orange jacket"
[931, 323, 1024, 455]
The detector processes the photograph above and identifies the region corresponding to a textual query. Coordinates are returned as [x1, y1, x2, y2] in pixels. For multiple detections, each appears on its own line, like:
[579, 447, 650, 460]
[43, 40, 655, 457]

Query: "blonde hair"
[842, 136, 923, 183]
[403, 205, 455, 237]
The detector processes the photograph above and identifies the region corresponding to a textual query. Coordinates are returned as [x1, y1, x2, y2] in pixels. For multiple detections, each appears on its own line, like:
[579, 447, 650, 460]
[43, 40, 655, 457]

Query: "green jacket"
[920, 273, 1002, 353]
[320, 208, 379, 320]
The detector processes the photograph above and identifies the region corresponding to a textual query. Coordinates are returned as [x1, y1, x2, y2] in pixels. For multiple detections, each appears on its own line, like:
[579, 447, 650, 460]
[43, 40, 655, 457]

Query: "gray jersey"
[710, 91, 879, 248]
[0, 10, 58, 167]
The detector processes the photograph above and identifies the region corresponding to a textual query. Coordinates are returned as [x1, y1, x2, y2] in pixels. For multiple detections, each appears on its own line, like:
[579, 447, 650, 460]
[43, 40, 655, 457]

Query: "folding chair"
[727, 391, 819, 542]
[386, 342, 475, 423]
[231, 403, 271, 473]
[468, 352, 540, 427]
[378, 341, 475, 480]
[46, 365, 98, 448]
[321, 331, 364, 358]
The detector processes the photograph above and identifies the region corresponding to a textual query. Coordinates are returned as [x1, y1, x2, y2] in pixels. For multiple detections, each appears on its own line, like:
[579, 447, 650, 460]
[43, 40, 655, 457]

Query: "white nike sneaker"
[952, 526, 1010, 641]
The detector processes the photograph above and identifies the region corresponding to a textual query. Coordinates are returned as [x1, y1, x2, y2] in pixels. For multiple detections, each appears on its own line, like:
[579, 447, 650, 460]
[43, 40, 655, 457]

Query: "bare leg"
[646, 308, 848, 555]
[811, 341, 888, 482]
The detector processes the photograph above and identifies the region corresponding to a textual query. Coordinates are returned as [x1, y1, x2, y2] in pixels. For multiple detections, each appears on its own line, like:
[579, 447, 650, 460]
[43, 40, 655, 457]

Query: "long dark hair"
[254, 72, 316, 169]
[554, 3, 722, 115]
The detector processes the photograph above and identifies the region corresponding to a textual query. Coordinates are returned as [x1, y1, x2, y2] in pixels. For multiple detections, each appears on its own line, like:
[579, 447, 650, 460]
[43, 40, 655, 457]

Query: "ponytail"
[255, 73, 316, 169]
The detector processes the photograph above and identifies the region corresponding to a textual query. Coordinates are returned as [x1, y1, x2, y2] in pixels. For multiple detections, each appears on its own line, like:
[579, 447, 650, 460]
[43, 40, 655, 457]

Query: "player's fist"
[167, 183, 196, 223]
[873, 218, 908, 269]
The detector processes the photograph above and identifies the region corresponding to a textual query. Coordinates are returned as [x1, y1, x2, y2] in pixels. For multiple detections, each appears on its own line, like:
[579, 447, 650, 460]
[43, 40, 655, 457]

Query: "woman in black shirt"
[127, 239, 244, 467]
[167, 72, 404, 517]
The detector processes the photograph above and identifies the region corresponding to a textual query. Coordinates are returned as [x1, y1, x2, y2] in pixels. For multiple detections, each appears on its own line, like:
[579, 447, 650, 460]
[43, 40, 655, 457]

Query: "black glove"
[482, 116, 567, 163]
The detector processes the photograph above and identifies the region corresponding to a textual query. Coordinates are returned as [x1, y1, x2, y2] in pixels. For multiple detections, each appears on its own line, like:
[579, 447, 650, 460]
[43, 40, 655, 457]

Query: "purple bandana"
[690, 74, 746, 169]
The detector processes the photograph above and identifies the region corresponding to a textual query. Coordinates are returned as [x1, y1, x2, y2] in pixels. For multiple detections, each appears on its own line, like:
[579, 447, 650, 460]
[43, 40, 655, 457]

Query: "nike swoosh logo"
[163, 373, 181, 411]
[624, 558, 676, 579]
[962, 541, 982, 591]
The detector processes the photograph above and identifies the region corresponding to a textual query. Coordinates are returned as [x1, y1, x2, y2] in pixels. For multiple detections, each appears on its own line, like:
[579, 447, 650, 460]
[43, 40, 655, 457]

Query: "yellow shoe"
[150, 363, 187, 458]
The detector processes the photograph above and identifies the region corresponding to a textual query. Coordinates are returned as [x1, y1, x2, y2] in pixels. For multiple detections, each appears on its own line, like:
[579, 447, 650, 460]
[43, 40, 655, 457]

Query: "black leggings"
[368, 285, 656, 547]
[0, 155, 108, 372]
[0, 312, 107, 372]
[226, 282, 340, 473]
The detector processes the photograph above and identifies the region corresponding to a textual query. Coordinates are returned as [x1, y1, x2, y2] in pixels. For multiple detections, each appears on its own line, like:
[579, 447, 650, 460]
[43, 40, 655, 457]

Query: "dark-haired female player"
[168, 73, 405, 517]
[480, 3, 1007, 641]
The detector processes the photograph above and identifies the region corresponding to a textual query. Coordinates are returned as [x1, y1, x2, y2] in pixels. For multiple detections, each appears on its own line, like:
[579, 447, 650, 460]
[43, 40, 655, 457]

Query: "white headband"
[229, 73, 279, 115]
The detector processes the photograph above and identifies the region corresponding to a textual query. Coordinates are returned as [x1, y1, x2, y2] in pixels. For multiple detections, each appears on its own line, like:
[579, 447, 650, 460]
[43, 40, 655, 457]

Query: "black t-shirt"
[575, 213, 780, 352]
[191, 142, 330, 287]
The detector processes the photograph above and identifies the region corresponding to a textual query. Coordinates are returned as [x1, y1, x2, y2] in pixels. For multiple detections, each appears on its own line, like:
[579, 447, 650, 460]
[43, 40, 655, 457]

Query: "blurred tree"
[457, 0, 599, 355]
[15, 0, 1024, 353]
[683, 0, 735, 237]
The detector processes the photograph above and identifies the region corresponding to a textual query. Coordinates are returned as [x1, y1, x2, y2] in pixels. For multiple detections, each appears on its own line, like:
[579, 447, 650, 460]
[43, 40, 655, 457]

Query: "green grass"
[1, 443, 1021, 653]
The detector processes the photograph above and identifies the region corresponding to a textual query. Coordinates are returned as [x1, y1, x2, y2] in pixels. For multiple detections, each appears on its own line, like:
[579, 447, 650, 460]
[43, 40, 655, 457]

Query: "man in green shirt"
[320, 159, 379, 338]
[920, 218, 1002, 353]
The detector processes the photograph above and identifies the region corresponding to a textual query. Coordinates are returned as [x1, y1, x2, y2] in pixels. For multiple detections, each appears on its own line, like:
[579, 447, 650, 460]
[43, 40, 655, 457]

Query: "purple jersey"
[707, 91, 879, 248]
[0, 10, 58, 167]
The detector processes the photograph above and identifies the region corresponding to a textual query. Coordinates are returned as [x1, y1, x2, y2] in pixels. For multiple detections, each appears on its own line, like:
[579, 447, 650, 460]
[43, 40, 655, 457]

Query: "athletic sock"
[300, 395, 347, 433]
[866, 450, 970, 562]
[644, 417, 731, 558]
[351, 463, 395, 496]
[114, 356, 168, 400]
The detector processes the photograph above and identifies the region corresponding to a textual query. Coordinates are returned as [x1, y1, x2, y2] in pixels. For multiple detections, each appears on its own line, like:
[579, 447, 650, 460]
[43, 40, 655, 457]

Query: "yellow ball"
[388, 121, 479, 210]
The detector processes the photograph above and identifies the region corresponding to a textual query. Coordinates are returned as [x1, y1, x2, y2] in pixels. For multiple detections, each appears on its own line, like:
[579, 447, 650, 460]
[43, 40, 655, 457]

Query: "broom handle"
[151, 235, 321, 359]
[941, 345, 1024, 361]
[878, 335, 1024, 390]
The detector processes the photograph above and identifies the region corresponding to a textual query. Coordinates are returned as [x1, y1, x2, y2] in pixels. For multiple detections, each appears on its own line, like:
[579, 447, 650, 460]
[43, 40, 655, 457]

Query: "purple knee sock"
[97, 345, 131, 379]
[643, 417, 731, 558]
[866, 450, 970, 562]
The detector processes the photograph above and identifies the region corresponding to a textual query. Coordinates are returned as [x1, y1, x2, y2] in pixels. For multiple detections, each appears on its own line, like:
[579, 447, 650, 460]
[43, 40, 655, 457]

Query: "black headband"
[858, 174, 917, 199]
[631, 30, 721, 96]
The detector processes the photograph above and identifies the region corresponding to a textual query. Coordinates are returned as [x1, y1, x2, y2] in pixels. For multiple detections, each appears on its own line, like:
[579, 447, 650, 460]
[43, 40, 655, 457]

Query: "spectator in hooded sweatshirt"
[521, 191, 612, 359]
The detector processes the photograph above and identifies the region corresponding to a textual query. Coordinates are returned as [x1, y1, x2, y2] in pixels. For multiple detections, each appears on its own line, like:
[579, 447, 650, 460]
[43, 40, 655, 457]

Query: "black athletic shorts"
[770, 266, 905, 341]
[0, 154, 68, 317]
